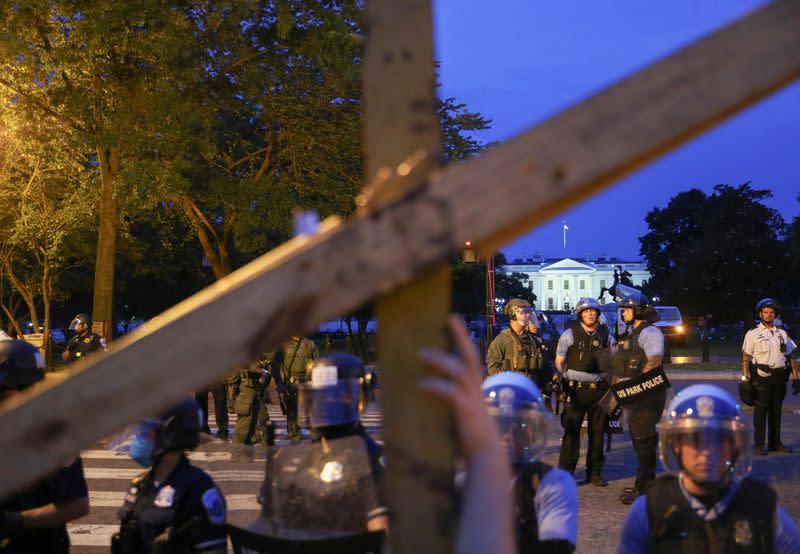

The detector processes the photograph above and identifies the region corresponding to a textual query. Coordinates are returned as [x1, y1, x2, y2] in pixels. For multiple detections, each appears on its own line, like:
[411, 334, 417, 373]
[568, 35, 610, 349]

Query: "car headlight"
[675, 325, 684, 334]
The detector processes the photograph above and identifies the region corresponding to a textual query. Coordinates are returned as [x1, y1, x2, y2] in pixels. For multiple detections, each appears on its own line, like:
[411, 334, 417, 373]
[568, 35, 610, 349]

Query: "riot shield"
[230, 435, 386, 553]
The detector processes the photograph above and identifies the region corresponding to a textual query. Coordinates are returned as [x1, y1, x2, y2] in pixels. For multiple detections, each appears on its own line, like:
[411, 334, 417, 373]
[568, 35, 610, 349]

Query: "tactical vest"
[611, 323, 659, 378]
[646, 476, 775, 554]
[565, 325, 609, 373]
[506, 330, 544, 374]
[514, 461, 551, 554]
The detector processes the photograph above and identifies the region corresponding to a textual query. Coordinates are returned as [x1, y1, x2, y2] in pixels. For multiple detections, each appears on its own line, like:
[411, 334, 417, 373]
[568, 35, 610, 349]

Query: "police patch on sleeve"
[201, 488, 226, 525]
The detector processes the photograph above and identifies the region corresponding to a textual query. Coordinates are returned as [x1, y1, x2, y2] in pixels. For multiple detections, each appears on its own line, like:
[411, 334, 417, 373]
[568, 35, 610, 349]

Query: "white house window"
[579, 279, 586, 290]
[563, 280, 569, 290]
[600, 279, 606, 289]
[547, 298, 554, 309]
[563, 301, 571, 311]
[547, 280, 553, 290]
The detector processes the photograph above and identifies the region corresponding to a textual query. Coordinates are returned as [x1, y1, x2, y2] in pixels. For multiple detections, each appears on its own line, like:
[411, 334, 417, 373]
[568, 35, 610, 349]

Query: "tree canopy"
[640, 183, 786, 322]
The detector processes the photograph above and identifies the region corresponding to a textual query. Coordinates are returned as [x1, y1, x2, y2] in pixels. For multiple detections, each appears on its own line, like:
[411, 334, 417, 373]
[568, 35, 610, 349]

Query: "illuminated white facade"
[502, 257, 651, 311]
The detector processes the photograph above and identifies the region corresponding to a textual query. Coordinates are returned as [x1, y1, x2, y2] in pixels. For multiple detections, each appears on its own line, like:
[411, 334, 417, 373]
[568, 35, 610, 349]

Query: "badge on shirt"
[734, 520, 752, 546]
[202, 488, 226, 525]
[84, 337, 92, 343]
[154, 485, 176, 508]
[592, 339, 600, 347]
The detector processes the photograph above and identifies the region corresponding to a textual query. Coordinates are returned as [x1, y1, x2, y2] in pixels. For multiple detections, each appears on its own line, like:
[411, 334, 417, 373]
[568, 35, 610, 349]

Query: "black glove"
[0, 511, 24, 534]
[792, 379, 800, 396]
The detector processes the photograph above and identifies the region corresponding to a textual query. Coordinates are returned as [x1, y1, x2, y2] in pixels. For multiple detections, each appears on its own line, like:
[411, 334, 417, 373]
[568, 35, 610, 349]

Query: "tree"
[640, 183, 786, 322]
[452, 253, 536, 316]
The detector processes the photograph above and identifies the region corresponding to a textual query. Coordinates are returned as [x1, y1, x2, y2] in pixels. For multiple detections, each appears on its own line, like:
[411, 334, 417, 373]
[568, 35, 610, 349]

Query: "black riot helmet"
[68, 313, 91, 332]
[0, 340, 45, 390]
[756, 298, 780, 320]
[301, 352, 366, 429]
[151, 397, 202, 456]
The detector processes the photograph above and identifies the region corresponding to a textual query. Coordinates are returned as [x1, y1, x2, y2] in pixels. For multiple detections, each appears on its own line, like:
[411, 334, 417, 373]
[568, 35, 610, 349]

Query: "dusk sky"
[433, 0, 799, 262]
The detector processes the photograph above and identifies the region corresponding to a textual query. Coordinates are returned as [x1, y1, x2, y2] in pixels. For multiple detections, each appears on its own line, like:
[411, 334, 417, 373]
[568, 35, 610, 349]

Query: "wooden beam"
[362, 0, 455, 552]
[1, 0, 799, 498]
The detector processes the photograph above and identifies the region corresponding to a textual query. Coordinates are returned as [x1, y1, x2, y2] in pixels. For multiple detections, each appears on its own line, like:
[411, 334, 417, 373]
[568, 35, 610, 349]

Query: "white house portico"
[502, 257, 651, 311]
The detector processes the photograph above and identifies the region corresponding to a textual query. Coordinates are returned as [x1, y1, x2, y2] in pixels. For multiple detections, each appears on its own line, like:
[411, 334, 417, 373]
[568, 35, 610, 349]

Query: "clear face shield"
[658, 418, 752, 486]
[68, 318, 85, 332]
[487, 403, 551, 464]
[299, 378, 363, 429]
[514, 306, 534, 326]
[106, 419, 161, 467]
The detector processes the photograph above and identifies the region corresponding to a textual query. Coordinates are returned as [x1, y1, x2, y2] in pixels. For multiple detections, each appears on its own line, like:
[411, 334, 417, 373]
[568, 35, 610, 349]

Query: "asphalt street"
[66, 373, 800, 553]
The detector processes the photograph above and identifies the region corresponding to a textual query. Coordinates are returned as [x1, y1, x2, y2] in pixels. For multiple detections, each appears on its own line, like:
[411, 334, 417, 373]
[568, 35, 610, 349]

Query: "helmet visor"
[658, 418, 752, 483]
[487, 405, 551, 463]
[105, 420, 160, 454]
[299, 379, 363, 429]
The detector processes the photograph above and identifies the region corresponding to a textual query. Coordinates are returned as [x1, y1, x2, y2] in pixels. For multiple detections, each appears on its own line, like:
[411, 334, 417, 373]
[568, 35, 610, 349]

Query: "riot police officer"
[0, 340, 89, 553]
[61, 313, 107, 364]
[609, 289, 669, 505]
[273, 335, 318, 443]
[618, 384, 800, 553]
[232, 353, 274, 447]
[112, 397, 227, 553]
[230, 353, 386, 551]
[482, 372, 578, 553]
[487, 299, 553, 394]
[556, 297, 615, 486]
[741, 298, 799, 456]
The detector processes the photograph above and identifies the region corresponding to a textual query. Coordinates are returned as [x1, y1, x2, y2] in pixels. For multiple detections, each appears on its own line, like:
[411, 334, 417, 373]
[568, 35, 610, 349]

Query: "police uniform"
[232, 355, 273, 447]
[0, 457, 88, 554]
[487, 328, 551, 391]
[115, 456, 227, 553]
[742, 322, 797, 452]
[556, 324, 615, 480]
[611, 322, 667, 495]
[275, 337, 319, 442]
[64, 331, 106, 364]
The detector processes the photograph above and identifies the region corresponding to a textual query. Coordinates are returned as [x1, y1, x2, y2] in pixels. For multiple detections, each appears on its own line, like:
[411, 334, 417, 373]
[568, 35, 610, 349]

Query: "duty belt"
[569, 380, 608, 390]
[756, 364, 783, 374]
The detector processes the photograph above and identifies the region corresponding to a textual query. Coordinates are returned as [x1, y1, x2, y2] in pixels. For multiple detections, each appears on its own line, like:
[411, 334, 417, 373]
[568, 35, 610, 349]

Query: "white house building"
[502, 257, 651, 311]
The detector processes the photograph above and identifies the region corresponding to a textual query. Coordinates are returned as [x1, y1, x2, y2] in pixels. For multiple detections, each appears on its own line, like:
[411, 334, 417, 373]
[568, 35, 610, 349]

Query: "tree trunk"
[42, 267, 53, 371]
[2, 261, 39, 333]
[92, 146, 120, 337]
[176, 196, 232, 280]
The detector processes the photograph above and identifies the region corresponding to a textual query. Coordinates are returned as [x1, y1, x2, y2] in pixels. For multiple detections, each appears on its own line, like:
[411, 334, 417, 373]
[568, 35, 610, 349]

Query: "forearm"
[555, 355, 567, 376]
[457, 446, 514, 554]
[742, 353, 751, 379]
[791, 358, 798, 380]
[20, 497, 89, 528]
[642, 355, 662, 373]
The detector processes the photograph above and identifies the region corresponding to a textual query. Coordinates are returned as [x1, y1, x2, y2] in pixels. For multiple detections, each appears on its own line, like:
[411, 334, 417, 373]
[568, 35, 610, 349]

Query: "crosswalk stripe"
[68, 524, 118, 547]
[88, 491, 260, 510]
[84, 468, 263, 481]
[81, 450, 265, 462]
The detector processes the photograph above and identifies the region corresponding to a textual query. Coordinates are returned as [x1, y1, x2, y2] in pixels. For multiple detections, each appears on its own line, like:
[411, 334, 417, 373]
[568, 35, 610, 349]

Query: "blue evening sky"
[433, 0, 799, 262]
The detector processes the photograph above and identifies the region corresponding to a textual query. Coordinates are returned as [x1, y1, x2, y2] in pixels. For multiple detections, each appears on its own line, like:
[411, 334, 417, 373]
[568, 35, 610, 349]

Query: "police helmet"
[301, 352, 365, 429]
[755, 298, 780, 319]
[658, 385, 751, 486]
[481, 372, 551, 464]
[504, 299, 533, 321]
[0, 340, 45, 390]
[616, 286, 658, 322]
[150, 397, 202, 456]
[68, 313, 91, 332]
[575, 297, 601, 317]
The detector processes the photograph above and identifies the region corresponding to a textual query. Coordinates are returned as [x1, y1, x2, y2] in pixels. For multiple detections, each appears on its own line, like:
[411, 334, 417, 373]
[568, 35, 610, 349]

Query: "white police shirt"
[742, 323, 796, 377]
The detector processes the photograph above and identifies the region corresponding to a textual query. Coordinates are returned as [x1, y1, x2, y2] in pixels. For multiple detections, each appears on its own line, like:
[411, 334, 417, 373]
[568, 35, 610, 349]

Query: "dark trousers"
[754, 375, 787, 450]
[631, 433, 658, 493]
[624, 389, 667, 493]
[195, 382, 229, 435]
[558, 382, 609, 477]
[285, 388, 301, 442]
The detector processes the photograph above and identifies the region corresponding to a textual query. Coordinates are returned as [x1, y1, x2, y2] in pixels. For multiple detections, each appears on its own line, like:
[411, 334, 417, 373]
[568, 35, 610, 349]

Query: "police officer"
[488, 299, 553, 394]
[618, 384, 800, 553]
[741, 298, 799, 456]
[609, 289, 669, 505]
[61, 313, 107, 364]
[274, 335, 318, 443]
[0, 340, 89, 553]
[481, 372, 578, 553]
[113, 398, 227, 553]
[234, 353, 386, 549]
[556, 297, 614, 486]
[194, 380, 229, 439]
[232, 353, 274, 447]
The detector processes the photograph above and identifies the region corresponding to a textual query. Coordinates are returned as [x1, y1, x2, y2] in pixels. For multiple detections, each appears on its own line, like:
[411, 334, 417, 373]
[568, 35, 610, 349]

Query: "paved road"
[68, 375, 800, 553]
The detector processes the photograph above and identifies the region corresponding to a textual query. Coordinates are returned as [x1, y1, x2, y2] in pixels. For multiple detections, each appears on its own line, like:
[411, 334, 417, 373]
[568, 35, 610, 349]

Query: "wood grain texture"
[1, 0, 798, 499]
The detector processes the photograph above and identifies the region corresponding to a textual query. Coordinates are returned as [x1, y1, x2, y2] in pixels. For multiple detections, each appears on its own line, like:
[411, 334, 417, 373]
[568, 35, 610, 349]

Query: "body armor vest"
[646, 476, 775, 554]
[514, 461, 551, 554]
[506, 330, 544, 374]
[565, 325, 609, 373]
[611, 323, 659, 378]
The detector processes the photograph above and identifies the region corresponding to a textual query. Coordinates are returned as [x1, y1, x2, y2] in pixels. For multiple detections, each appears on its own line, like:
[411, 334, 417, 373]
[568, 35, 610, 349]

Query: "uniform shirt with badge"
[65, 331, 107, 362]
[118, 456, 227, 552]
[556, 327, 616, 383]
[742, 323, 796, 377]
[618, 478, 800, 554]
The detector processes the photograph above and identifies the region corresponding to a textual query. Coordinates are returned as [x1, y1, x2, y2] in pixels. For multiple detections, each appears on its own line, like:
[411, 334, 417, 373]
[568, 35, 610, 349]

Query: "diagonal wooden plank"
[362, 1, 455, 552]
[1, 0, 799, 498]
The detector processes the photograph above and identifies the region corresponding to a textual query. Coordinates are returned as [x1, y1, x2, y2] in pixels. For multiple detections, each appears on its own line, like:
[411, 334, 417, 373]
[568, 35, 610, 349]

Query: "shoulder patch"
[201, 488, 226, 525]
